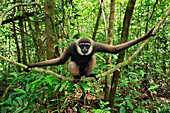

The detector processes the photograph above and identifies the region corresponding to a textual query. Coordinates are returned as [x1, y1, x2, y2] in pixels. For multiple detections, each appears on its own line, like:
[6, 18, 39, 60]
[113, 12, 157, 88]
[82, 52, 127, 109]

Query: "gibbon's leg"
[85, 55, 97, 78]
[68, 61, 80, 76]
[68, 61, 82, 80]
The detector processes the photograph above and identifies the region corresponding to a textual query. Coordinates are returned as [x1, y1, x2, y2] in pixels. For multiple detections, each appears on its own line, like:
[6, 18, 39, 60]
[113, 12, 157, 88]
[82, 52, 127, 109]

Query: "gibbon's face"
[77, 42, 93, 56]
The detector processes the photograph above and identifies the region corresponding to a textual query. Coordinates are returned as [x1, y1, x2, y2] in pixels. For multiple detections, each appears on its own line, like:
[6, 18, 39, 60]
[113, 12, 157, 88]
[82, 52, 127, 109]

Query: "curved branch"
[96, 8, 170, 78]
[0, 2, 51, 26]
[0, 55, 73, 81]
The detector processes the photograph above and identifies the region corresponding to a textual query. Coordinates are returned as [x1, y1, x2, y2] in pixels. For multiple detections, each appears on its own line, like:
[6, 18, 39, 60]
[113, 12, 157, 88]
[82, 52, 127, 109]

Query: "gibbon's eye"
[79, 43, 90, 53]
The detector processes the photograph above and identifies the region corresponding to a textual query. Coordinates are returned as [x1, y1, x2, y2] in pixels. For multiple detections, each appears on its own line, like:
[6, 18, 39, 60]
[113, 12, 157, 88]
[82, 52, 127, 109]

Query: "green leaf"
[138, 76, 142, 80]
[148, 84, 159, 90]
[95, 53, 106, 63]
[26, 83, 29, 92]
[10, 72, 18, 78]
[103, 101, 109, 106]
[30, 76, 44, 85]
[48, 85, 53, 98]
[31, 94, 37, 102]
[14, 107, 26, 113]
[120, 106, 126, 113]
[140, 70, 145, 76]
[134, 108, 142, 112]
[80, 82, 93, 91]
[23, 109, 31, 113]
[24, 100, 28, 107]
[14, 107, 22, 113]
[80, 110, 86, 113]
[7, 77, 14, 80]
[53, 80, 60, 85]
[127, 100, 134, 110]
[14, 88, 26, 94]
[91, 109, 101, 113]
[50, 99, 59, 101]
[44, 77, 52, 87]
[114, 103, 121, 107]
[115, 97, 123, 101]
[10, 92, 20, 97]
[54, 82, 60, 91]
[102, 107, 111, 113]
[12, 100, 19, 106]
[59, 82, 67, 92]
[133, 83, 140, 88]
[16, 97, 22, 106]
[125, 95, 131, 100]
[31, 84, 35, 93]
[67, 82, 75, 92]
[5, 98, 12, 105]
[0, 102, 5, 105]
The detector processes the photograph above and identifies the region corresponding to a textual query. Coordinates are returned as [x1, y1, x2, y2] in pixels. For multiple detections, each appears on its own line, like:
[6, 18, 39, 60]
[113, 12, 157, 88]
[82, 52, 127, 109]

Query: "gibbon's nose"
[82, 47, 88, 53]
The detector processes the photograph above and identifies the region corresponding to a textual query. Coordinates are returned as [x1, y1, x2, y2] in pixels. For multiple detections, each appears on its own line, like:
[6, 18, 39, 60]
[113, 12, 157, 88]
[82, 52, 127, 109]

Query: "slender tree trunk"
[32, 0, 45, 61]
[144, 7, 150, 78]
[25, 21, 31, 63]
[102, 0, 108, 42]
[117, 2, 122, 38]
[18, 0, 27, 65]
[26, 17, 39, 62]
[162, 25, 167, 75]
[109, 0, 136, 112]
[104, 0, 115, 102]
[61, 0, 65, 38]
[144, 0, 158, 78]
[19, 19, 27, 65]
[92, 0, 103, 40]
[12, 0, 21, 72]
[33, 2, 40, 62]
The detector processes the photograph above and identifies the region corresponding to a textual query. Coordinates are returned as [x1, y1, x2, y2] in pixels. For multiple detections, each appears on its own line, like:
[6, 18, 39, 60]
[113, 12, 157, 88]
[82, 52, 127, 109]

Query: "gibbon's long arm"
[27, 43, 72, 68]
[94, 28, 155, 54]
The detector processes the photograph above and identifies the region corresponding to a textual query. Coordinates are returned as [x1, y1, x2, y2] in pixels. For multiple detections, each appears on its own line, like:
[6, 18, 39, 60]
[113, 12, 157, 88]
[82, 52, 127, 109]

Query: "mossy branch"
[0, 55, 73, 81]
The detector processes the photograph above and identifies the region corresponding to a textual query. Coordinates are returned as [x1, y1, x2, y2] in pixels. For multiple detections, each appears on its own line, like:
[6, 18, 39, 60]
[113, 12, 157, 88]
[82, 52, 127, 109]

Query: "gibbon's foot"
[74, 75, 81, 83]
[25, 65, 31, 72]
[86, 74, 98, 80]
[149, 28, 156, 37]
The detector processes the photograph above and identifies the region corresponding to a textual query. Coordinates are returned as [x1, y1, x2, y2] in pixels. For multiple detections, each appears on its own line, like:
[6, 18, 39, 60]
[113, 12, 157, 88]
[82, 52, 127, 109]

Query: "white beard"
[77, 46, 93, 56]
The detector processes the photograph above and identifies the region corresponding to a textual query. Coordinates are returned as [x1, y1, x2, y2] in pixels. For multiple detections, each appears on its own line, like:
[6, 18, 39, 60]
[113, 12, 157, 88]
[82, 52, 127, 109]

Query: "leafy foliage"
[0, 0, 169, 112]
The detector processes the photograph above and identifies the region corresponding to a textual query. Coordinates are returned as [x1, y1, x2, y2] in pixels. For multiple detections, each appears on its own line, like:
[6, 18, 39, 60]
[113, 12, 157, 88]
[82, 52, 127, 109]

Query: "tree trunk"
[12, 0, 21, 72]
[17, 0, 27, 65]
[144, 0, 158, 78]
[26, 17, 39, 62]
[104, 0, 115, 102]
[44, 0, 59, 62]
[109, 0, 136, 112]
[92, 0, 103, 40]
